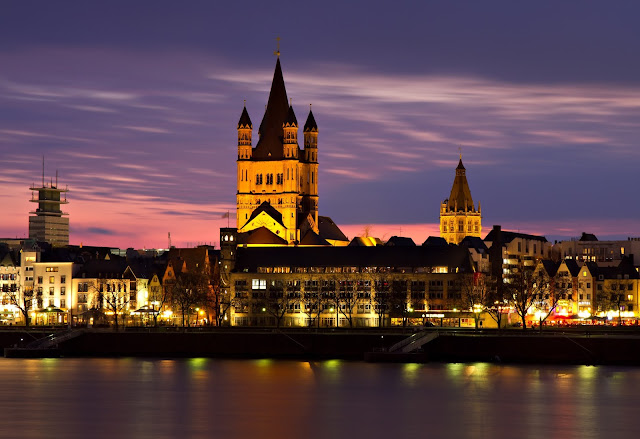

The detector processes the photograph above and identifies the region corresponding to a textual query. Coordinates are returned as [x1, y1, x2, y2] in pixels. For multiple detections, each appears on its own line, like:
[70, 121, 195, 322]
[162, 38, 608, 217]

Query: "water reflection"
[1, 358, 640, 439]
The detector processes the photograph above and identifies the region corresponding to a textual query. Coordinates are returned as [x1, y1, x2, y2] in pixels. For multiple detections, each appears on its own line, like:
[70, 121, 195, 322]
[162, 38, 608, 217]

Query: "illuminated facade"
[236, 57, 319, 244]
[440, 157, 481, 245]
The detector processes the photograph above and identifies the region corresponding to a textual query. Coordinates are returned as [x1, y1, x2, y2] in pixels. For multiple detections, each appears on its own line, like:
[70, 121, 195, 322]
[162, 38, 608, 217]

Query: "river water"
[1, 358, 639, 439]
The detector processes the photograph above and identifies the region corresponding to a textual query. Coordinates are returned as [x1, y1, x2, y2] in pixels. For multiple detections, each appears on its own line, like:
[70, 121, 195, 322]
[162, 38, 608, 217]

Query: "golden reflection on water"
[1, 358, 640, 439]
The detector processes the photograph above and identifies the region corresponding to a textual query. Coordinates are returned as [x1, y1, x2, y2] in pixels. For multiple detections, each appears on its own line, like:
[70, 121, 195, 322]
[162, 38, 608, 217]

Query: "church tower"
[440, 156, 481, 244]
[236, 55, 319, 244]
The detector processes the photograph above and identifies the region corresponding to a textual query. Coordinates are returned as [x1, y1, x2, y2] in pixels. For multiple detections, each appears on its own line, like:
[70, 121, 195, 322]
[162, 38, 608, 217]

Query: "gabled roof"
[318, 216, 348, 242]
[165, 247, 209, 272]
[254, 58, 289, 160]
[562, 259, 581, 277]
[0, 248, 17, 267]
[243, 227, 288, 246]
[423, 236, 449, 247]
[238, 106, 252, 129]
[539, 260, 559, 277]
[300, 230, 329, 246]
[247, 201, 285, 228]
[304, 109, 317, 131]
[445, 158, 475, 212]
[385, 236, 416, 247]
[459, 236, 488, 252]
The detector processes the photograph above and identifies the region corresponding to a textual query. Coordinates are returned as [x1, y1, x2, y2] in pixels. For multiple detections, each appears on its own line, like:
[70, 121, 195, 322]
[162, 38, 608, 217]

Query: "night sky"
[2, 1, 640, 248]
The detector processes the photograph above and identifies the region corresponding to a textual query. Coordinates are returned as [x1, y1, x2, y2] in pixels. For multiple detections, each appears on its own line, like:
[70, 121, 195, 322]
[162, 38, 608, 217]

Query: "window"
[60, 299, 66, 308]
[49, 276, 55, 284]
[37, 276, 43, 284]
[252, 279, 267, 290]
[78, 294, 88, 304]
[587, 283, 591, 288]
[61, 275, 66, 284]
[49, 287, 54, 295]
[61, 287, 66, 296]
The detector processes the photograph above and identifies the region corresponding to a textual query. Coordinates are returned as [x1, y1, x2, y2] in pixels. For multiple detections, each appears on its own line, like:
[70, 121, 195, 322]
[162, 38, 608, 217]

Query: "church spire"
[254, 57, 289, 159]
[448, 156, 474, 211]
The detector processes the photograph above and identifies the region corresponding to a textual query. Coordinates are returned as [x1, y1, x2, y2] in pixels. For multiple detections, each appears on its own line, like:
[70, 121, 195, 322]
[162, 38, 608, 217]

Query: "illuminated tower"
[440, 156, 481, 244]
[235, 54, 319, 244]
[29, 170, 69, 246]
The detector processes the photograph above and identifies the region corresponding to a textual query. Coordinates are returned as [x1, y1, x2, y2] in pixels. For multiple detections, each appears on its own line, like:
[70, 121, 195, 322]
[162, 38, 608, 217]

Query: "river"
[1, 358, 639, 439]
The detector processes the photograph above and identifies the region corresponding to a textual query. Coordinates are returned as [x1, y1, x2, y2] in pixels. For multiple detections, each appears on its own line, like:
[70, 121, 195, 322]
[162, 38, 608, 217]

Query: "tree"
[6, 284, 33, 327]
[148, 279, 169, 327]
[457, 273, 491, 330]
[532, 274, 561, 332]
[337, 279, 359, 328]
[506, 266, 546, 330]
[388, 280, 411, 327]
[173, 268, 210, 327]
[371, 277, 390, 328]
[257, 280, 297, 328]
[597, 283, 626, 325]
[98, 278, 130, 330]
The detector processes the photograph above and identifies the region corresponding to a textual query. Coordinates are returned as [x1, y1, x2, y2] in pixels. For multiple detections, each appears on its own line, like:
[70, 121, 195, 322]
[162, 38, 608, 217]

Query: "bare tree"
[597, 283, 627, 325]
[506, 266, 546, 330]
[457, 273, 491, 330]
[337, 279, 359, 328]
[388, 280, 411, 327]
[6, 284, 33, 327]
[532, 276, 561, 332]
[98, 279, 130, 330]
[173, 268, 210, 327]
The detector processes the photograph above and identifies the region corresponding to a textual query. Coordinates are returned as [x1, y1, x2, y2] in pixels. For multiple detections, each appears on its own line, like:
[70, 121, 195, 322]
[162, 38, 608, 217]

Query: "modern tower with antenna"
[28, 158, 69, 246]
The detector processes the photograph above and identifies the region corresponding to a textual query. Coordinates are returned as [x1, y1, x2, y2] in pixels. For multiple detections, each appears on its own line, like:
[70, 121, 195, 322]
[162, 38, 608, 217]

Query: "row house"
[531, 256, 639, 322]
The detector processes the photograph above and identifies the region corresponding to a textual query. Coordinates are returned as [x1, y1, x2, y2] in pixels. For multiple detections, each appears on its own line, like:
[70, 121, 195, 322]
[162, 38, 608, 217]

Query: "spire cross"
[458, 147, 462, 160]
[274, 37, 281, 57]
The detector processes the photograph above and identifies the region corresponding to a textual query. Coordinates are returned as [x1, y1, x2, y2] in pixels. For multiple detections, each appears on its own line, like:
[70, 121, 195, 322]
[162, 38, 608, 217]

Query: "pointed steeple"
[284, 105, 298, 127]
[238, 105, 252, 129]
[255, 57, 289, 159]
[304, 108, 317, 132]
[447, 157, 474, 211]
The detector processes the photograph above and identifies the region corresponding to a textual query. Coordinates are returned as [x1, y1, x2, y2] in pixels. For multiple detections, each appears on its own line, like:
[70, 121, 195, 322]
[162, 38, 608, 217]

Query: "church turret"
[439, 155, 482, 245]
[237, 105, 252, 160]
[283, 105, 298, 158]
[304, 107, 318, 163]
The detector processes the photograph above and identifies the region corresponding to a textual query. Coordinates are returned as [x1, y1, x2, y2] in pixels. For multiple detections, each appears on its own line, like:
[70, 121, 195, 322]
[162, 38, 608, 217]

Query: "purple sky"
[2, 1, 640, 248]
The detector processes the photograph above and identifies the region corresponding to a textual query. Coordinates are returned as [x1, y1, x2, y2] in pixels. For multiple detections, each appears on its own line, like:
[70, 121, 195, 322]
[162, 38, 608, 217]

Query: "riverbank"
[3, 328, 640, 365]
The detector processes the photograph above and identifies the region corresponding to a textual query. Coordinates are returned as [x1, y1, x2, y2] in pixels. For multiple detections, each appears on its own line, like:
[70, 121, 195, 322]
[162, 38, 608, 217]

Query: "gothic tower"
[439, 156, 481, 244]
[236, 56, 319, 244]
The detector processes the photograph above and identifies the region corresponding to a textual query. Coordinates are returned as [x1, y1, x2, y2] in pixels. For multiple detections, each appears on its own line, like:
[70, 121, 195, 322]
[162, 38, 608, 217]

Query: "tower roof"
[284, 105, 298, 126]
[304, 109, 317, 131]
[446, 158, 475, 212]
[255, 57, 289, 159]
[237, 106, 252, 129]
